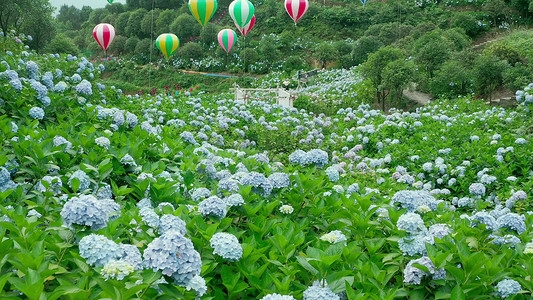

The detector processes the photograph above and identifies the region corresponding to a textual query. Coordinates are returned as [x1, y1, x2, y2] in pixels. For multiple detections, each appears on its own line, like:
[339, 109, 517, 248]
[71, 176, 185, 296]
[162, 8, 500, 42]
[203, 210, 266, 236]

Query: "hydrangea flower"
[101, 260, 134, 280]
[398, 234, 433, 256]
[79, 234, 120, 267]
[53, 135, 73, 150]
[180, 131, 198, 145]
[120, 154, 137, 167]
[191, 187, 211, 202]
[68, 170, 91, 191]
[185, 275, 207, 297]
[320, 230, 347, 244]
[60, 194, 119, 230]
[210, 232, 243, 261]
[35, 175, 62, 194]
[95, 137, 110, 149]
[496, 279, 522, 298]
[198, 196, 227, 218]
[29, 107, 45, 120]
[325, 166, 340, 182]
[391, 190, 440, 212]
[261, 294, 296, 300]
[139, 207, 160, 229]
[470, 211, 497, 230]
[143, 231, 202, 286]
[403, 256, 445, 285]
[224, 194, 244, 207]
[496, 213, 526, 234]
[397, 213, 426, 234]
[116, 244, 143, 270]
[268, 173, 290, 188]
[280, 204, 294, 214]
[469, 183, 486, 196]
[159, 214, 187, 236]
[303, 284, 339, 300]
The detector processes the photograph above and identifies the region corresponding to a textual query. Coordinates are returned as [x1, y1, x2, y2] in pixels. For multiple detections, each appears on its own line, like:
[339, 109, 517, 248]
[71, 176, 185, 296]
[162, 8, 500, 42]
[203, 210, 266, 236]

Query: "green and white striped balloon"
[228, 0, 255, 29]
[218, 29, 237, 54]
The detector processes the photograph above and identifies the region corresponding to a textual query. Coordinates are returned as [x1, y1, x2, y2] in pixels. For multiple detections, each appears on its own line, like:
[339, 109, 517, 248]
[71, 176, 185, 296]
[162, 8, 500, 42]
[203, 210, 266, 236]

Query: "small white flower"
[279, 204, 294, 214]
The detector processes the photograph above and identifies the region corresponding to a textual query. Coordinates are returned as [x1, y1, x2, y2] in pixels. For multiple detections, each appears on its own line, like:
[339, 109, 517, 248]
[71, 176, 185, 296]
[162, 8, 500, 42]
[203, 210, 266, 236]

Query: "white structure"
[231, 84, 294, 108]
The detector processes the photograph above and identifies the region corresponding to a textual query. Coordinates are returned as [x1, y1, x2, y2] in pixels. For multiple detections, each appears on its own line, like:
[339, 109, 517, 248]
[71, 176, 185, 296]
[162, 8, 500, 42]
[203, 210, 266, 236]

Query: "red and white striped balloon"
[285, 0, 308, 24]
[92, 23, 116, 51]
[235, 15, 255, 37]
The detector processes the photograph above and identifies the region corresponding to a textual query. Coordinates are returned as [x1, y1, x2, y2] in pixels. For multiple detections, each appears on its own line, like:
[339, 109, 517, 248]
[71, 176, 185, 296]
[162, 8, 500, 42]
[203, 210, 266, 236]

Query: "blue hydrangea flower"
[53, 81, 68, 93]
[325, 166, 340, 182]
[496, 279, 522, 298]
[26, 61, 39, 75]
[68, 170, 91, 191]
[470, 211, 497, 230]
[139, 207, 160, 229]
[191, 187, 211, 202]
[79, 234, 120, 267]
[398, 234, 433, 256]
[61, 194, 118, 230]
[143, 231, 202, 286]
[320, 230, 347, 244]
[210, 232, 243, 261]
[403, 256, 445, 285]
[35, 175, 62, 194]
[29, 107, 44, 120]
[391, 190, 441, 212]
[120, 154, 137, 167]
[125, 112, 138, 128]
[185, 275, 207, 297]
[30, 80, 48, 100]
[116, 244, 143, 270]
[41, 71, 54, 89]
[469, 183, 486, 196]
[74, 79, 92, 96]
[9, 78, 22, 91]
[261, 294, 296, 300]
[95, 137, 110, 149]
[71, 73, 82, 83]
[180, 131, 198, 145]
[397, 213, 426, 234]
[224, 194, 244, 207]
[159, 214, 187, 236]
[268, 173, 290, 188]
[428, 224, 451, 239]
[303, 284, 339, 300]
[496, 213, 526, 234]
[198, 196, 227, 218]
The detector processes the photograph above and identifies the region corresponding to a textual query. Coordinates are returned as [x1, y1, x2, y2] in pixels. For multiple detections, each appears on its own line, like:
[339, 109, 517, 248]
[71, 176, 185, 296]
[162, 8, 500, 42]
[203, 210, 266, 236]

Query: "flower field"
[1, 32, 532, 299]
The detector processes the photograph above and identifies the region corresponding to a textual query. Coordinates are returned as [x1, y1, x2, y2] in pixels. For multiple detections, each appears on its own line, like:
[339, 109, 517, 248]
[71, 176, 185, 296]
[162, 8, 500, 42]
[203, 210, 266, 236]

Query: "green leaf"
[451, 284, 466, 300]
[296, 256, 319, 276]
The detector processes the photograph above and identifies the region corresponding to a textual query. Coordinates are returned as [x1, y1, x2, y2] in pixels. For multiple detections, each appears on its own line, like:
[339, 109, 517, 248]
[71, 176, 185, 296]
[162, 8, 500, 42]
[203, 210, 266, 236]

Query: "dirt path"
[402, 83, 432, 106]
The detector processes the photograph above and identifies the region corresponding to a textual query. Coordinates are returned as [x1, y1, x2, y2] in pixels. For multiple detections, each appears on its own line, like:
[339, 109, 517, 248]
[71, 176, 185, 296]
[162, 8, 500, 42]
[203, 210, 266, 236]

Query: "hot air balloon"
[285, 0, 308, 24]
[93, 23, 116, 53]
[235, 15, 255, 37]
[189, 0, 218, 26]
[107, 0, 114, 3]
[218, 29, 237, 54]
[361, 0, 369, 5]
[156, 34, 180, 60]
[229, 0, 254, 29]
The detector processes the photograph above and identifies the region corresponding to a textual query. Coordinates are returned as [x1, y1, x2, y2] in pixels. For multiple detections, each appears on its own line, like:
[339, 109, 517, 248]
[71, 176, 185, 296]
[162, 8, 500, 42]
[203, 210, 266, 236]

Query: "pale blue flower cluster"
[225, 194, 244, 207]
[0, 167, 17, 192]
[95, 137, 111, 149]
[35, 175, 62, 194]
[101, 259, 134, 280]
[29, 107, 44, 120]
[391, 190, 441, 212]
[120, 154, 137, 167]
[403, 256, 445, 285]
[74, 79, 92, 96]
[398, 234, 433, 256]
[302, 285, 339, 300]
[61, 194, 119, 230]
[469, 183, 486, 196]
[496, 279, 522, 298]
[53, 81, 68, 93]
[159, 214, 187, 236]
[268, 173, 290, 188]
[143, 231, 202, 286]
[139, 207, 160, 228]
[324, 165, 340, 183]
[180, 131, 198, 145]
[125, 112, 138, 128]
[261, 294, 296, 300]
[289, 149, 329, 167]
[191, 187, 211, 202]
[210, 232, 243, 261]
[117, 243, 143, 270]
[469, 211, 497, 230]
[496, 213, 526, 234]
[68, 170, 91, 191]
[71, 73, 82, 83]
[30, 80, 48, 101]
[79, 234, 120, 267]
[185, 275, 207, 297]
[198, 196, 227, 218]
[41, 72, 54, 89]
[26, 61, 39, 75]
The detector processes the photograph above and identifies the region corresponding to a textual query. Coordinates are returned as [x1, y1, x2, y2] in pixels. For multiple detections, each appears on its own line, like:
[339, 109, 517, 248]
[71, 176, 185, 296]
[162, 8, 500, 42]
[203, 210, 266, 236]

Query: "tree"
[44, 34, 79, 55]
[170, 14, 201, 43]
[314, 42, 337, 69]
[240, 48, 259, 72]
[115, 12, 131, 35]
[126, 8, 149, 39]
[155, 10, 177, 36]
[360, 46, 404, 110]
[21, 1, 55, 51]
[451, 12, 484, 38]
[125, 36, 141, 54]
[135, 38, 152, 55]
[430, 60, 472, 98]
[199, 23, 219, 46]
[413, 29, 451, 78]
[473, 54, 509, 103]
[352, 36, 383, 65]
[109, 35, 128, 55]
[88, 8, 110, 25]
[178, 42, 203, 61]
[141, 9, 161, 38]
[258, 35, 281, 65]
[382, 59, 415, 106]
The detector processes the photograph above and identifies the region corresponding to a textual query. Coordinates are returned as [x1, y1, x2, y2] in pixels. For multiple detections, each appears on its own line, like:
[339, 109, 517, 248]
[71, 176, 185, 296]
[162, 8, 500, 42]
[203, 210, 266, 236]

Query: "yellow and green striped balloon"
[189, 0, 218, 27]
[156, 34, 180, 60]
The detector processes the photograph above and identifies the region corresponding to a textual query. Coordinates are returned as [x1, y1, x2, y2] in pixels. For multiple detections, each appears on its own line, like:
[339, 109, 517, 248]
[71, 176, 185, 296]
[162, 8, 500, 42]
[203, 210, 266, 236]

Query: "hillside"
[1, 27, 533, 299]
